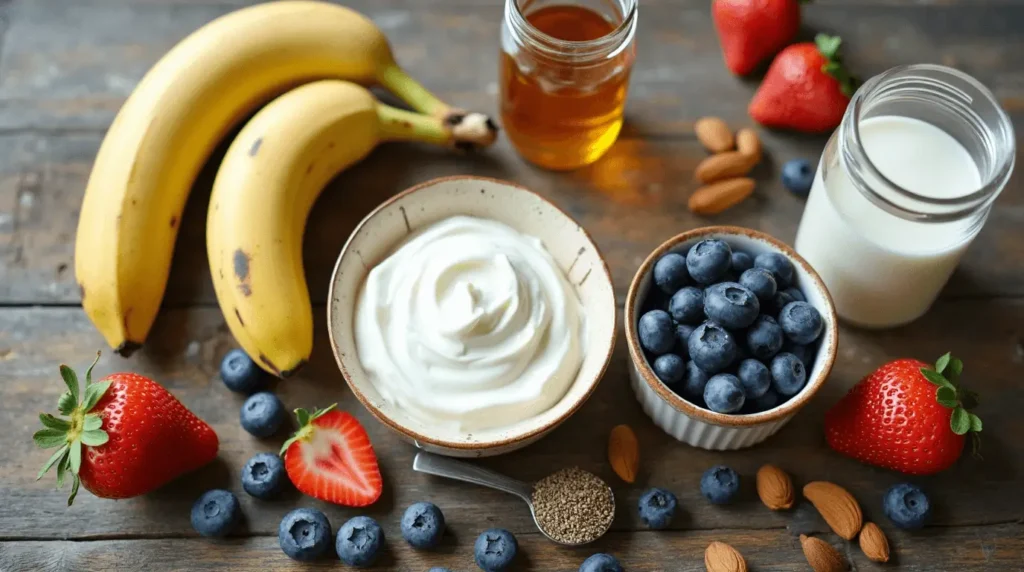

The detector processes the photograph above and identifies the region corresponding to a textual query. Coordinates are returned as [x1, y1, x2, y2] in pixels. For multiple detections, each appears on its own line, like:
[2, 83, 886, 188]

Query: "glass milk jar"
[794, 65, 1015, 328]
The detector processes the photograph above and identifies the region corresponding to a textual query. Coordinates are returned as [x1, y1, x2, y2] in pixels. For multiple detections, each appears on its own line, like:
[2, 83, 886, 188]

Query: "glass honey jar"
[500, 0, 638, 170]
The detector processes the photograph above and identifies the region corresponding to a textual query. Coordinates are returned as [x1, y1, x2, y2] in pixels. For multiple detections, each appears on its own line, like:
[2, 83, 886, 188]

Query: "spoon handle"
[413, 452, 534, 502]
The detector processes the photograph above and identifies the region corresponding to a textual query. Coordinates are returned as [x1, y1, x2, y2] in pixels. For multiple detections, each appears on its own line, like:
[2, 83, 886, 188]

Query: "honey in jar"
[500, 0, 638, 170]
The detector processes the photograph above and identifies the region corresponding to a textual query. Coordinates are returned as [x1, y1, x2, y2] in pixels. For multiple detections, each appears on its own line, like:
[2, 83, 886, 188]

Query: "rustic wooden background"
[1, 0, 1023, 570]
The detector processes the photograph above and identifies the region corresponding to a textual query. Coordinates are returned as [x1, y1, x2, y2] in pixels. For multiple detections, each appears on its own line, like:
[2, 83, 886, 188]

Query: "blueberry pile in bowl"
[637, 238, 824, 414]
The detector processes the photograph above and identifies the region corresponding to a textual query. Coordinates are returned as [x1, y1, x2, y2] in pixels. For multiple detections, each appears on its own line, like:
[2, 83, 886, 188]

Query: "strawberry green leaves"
[814, 34, 858, 97]
[34, 352, 112, 506]
[920, 352, 982, 439]
[281, 403, 338, 456]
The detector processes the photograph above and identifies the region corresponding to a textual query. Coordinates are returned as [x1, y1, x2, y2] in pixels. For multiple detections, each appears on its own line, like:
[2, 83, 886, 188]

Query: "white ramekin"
[624, 226, 839, 450]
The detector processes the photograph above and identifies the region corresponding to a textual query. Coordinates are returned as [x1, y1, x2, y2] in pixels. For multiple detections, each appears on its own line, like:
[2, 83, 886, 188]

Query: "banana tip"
[449, 112, 500, 150]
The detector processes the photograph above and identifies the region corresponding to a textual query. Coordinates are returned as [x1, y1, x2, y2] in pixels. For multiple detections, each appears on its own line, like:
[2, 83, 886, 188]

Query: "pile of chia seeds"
[531, 467, 615, 545]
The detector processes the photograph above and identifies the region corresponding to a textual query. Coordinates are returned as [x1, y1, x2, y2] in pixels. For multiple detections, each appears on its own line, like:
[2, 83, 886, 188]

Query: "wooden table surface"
[2, 1, 1023, 570]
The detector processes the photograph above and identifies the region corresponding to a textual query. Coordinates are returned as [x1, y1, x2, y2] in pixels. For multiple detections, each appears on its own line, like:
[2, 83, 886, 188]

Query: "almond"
[755, 464, 794, 510]
[695, 152, 757, 184]
[803, 481, 863, 540]
[736, 128, 762, 162]
[607, 424, 639, 484]
[689, 178, 755, 215]
[704, 541, 748, 572]
[859, 522, 890, 563]
[800, 535, 846, 572]
[695, 117, 735, 153]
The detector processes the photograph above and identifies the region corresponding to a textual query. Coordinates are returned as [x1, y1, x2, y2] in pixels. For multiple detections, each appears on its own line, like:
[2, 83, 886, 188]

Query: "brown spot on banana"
[233, 249, 252, 297]
[280, 359, 307, 379]
[234, 307, 245, 327]
[170, 216, 177, 228]
[259, 354, 281, 376]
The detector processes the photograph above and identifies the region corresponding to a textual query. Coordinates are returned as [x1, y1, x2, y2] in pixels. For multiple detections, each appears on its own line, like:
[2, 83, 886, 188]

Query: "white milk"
[795, 116, 982, 328]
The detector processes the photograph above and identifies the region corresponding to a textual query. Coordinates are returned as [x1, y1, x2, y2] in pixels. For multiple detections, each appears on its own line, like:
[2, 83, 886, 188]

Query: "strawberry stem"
[34, 352, 111, 506]
[280, 403, 338, 456]
[814, 34, 858, 98]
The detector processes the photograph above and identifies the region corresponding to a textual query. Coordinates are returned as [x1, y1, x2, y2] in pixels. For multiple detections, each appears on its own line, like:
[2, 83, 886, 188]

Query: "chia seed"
[531, 467, 615, 545]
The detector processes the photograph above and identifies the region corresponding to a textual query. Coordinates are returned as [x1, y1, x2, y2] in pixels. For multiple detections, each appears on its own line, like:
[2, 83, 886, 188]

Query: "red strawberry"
[281, 404, 382, 507]
[749, 34, 856, 132]
[34, 353, 219, 505]
[712, 0, 801, 76]
[825, 353, 982, 476]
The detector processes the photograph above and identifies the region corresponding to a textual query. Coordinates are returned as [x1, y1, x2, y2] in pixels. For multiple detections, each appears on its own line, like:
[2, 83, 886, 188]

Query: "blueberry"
[703, 282, 760, 329]
[770, 352, 807, 396]
[280, 508, 332, 561]
[638, 487, 677, 529]
[402, 502, 445, 549]
[686, 239, 732, 284]
[768, 290, 798, 316]
[704, 374, 745, 413]
[784, 287, 806, 302]
[784, 342, 815, 367]
[336, 516, 385, 567]
[781, 158, 815, 197]
[679, 362, 712, 403]
[779, 301, 824, 345]
[746, 315, 784, 361]
[474, 528, 518, 571]
[220, 348, 266, 394]
[700, 465, 740, 504]
[739, 268, 777, 302]
[190, 489, 240, 537]
[653, 253, 690, 295]
[737, 359, 772, 398]
[674, 324, 696, 358]
[668, 286, 705, 325]
[749, 388, 781, 412]
[240, 391, 286, 438]
[653, 353, 686, 386]
[638, 310, 675, 355]
[241, 452, 286, 500]
[754, 252, 795, 289]
[688, 322, 739, 374]
[883, 483, 932, 530]
[731, 251, 754, 273]
[580, 553, 624, 572]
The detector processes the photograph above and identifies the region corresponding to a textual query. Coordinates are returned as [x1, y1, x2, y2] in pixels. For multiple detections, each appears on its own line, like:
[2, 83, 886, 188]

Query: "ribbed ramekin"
[624, 226, 839, 450]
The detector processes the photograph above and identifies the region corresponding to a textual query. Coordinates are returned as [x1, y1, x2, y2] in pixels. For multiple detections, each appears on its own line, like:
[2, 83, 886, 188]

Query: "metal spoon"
[412, 451, 615, 546]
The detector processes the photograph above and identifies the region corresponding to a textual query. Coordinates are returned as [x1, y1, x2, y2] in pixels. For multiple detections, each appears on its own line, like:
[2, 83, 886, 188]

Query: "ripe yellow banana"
[76, 1, 488, 355]
[207, 80, 495, 377]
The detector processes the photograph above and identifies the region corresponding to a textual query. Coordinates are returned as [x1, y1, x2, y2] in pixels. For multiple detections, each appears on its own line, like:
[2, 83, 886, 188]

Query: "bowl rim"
[326, 175, 618, 451]
[624, 225, 839, 427]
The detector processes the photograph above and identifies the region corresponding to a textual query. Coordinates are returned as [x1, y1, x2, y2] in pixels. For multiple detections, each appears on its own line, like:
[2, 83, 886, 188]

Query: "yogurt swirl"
[354, 215, 585, 433]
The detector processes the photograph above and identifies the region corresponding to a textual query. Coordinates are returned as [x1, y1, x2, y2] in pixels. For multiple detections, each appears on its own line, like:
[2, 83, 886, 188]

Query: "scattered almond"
[689, 178, 755, 215]
[695, 152, 757, 184]
[607, 424, 639, 484]
[736, 128, 762, 162]
[859, 522, 890, 563]
[800, 535, 846, 572]
[755, 464, 794, 510]
[695, 117, 735, 153]
[704, 541, 748, 572]
[803, 481, 863, 540]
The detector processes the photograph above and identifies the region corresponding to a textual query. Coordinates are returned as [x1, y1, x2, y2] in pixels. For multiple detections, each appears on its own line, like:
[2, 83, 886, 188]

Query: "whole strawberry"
[281, 404, 382, 507]
[712, 0, 801, 76]
[749, 34, 856, 132]
[825, 353, 981, 476]
[34, 353, 219, 504]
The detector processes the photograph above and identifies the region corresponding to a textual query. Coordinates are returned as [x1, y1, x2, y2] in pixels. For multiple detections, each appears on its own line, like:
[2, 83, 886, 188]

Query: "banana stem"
[377, 64, 451, 119]
[377, 105, 498, 151]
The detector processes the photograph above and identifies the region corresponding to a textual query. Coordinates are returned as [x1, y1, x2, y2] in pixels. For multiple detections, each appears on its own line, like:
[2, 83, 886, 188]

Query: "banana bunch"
[76, 1, 497, 371]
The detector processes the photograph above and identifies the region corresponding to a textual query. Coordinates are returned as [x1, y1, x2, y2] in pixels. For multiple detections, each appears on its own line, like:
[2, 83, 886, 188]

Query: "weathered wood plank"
[2, 524, 1023, 572]
[2, 302, 1022, 539]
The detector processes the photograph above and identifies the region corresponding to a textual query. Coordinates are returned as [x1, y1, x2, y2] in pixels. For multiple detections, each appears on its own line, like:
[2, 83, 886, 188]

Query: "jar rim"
[507, 0, 638, 59]
[842, 63, 1016, 221]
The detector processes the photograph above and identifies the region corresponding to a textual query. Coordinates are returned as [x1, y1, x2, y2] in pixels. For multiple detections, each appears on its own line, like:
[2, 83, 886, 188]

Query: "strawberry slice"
[281, 404, 382, 507]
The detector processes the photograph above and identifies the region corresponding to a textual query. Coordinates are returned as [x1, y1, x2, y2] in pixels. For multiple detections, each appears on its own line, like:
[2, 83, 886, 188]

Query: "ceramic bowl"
[625, 226, 839, 450]
[327, 176, 617, 457]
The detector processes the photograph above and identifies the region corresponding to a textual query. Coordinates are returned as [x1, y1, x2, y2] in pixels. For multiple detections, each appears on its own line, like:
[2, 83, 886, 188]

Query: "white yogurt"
[354, 215, 585, 433]
[795, 116, 982, 328]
